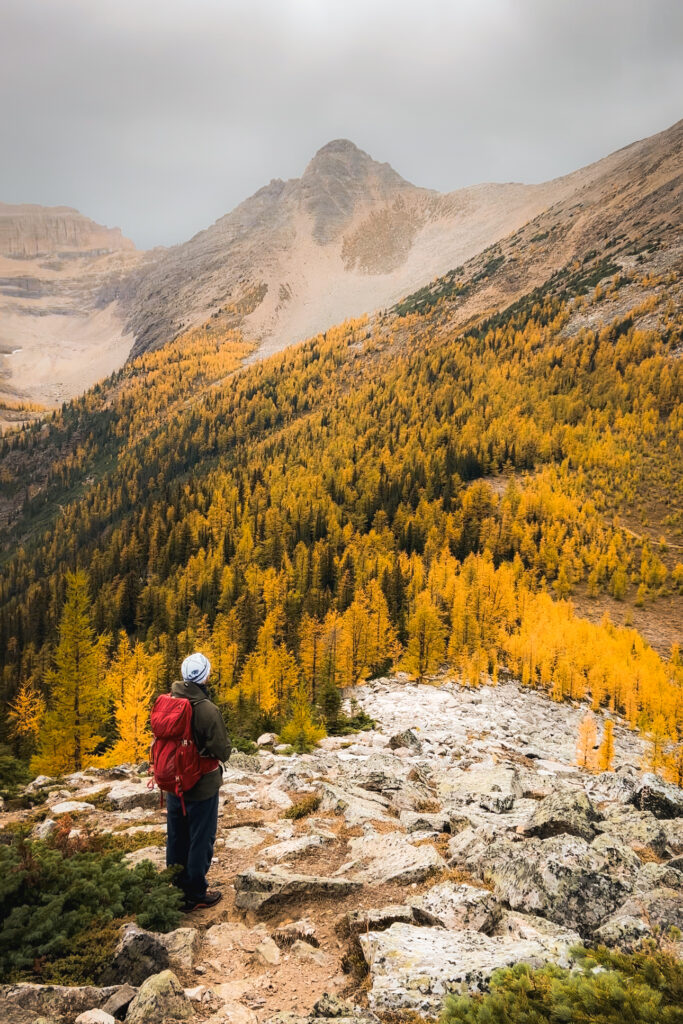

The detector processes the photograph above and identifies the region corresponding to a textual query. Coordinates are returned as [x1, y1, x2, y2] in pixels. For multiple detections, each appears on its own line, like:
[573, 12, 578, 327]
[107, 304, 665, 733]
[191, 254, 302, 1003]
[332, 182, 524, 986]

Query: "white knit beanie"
[181, 652, 211, 687]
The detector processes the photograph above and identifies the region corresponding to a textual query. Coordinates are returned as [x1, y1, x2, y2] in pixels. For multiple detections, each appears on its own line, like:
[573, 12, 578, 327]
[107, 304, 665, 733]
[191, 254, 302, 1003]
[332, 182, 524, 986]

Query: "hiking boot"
[182, 890, 223, 912]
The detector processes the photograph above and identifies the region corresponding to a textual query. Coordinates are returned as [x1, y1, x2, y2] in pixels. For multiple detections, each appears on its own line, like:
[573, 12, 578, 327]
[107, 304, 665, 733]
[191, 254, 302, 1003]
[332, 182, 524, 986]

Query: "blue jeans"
[166, 792, 219, 902]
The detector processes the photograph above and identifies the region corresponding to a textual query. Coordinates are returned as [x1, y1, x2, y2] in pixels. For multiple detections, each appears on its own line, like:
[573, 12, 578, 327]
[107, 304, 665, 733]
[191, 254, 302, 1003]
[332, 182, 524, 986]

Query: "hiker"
[150, 652, 231, 911]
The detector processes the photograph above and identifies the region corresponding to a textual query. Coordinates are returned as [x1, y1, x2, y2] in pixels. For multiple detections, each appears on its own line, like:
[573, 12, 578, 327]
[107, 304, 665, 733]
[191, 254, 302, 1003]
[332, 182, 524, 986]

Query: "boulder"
[125, 971, 193, 1024]
[630, 774, 683, 819]
[318, 782, 392, 824]
[290, 939, 327, 965]
[0, 984, 124, 1021]
[254, 937, 281, 966]
[32, 818, 57, 840]
[590, 833, 642, 874]
[495, 910, 581, 959]
[399, 810, 450, 833]
[158, 927, 200, 971]
[257, 733, 279, 747]
[234, 870, 361, 912]
[100, 984, 137, 1019]
[123, 846, 166, 870]
[358, 922, 576, 1011]
[272, 918, 318, 946]
[388, 729, 422, 752]
[662, 817, 683, 855]
[74, 1012, 116, 1024]
[595, 887, 683, 949]
[634, 862, 683, 892]
[311, 993, 356, 1017]
[50, 800, 96, 816]
[259, 834, 329, 863]
[489, 835, 630, 936]
[596, 806, 668, 858]
[229, 752, 263, 773]
[519, 791, 601, 842]
[106, 781, 160, 811]
[348, 831, 445, 884]
[101, 924, 169, 986]
[412, 881, 500, 933]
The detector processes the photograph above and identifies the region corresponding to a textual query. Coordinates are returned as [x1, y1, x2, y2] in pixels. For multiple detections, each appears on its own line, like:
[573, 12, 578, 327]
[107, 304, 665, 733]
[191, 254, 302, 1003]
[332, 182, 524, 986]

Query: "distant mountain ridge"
[1, 120, 681, 417]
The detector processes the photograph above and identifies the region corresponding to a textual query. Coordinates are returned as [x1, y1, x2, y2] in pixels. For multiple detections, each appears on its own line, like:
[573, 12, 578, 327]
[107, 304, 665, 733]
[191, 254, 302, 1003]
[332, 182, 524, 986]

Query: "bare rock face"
[0, 204, 134, 258]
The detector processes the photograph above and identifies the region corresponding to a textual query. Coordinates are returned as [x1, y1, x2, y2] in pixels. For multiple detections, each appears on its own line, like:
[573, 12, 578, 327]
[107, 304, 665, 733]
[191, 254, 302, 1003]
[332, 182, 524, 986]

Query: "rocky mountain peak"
[301, 139, 412, 243]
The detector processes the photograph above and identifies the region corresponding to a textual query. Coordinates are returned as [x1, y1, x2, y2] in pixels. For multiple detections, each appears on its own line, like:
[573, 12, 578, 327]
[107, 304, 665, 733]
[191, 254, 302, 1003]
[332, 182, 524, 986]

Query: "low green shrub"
[0, 829, 182, 982]
[283, 794, 322, 820]
[441, 945, 683, 1024]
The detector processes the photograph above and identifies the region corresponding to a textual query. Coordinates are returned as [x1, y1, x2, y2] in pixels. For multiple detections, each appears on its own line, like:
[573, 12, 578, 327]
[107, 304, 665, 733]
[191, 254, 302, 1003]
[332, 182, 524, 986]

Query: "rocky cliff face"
[0, 205, 144, 421]
[2, 676, 681, 1023]
[0, 204, 135, 258]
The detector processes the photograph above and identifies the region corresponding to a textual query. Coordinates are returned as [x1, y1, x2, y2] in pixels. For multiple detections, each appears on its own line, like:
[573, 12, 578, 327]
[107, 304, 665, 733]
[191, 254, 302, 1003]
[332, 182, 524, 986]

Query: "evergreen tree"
[32, 571, 105, 775]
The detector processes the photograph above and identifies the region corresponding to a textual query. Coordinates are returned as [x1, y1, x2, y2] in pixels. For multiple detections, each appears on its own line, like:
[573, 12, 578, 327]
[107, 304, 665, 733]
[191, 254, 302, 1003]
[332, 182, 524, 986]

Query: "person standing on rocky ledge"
[149, 652, 231, 911]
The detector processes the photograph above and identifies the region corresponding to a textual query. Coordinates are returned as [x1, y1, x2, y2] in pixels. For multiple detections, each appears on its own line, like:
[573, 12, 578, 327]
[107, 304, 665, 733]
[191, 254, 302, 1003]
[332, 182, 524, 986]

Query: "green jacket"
[171, 679, 231, 801]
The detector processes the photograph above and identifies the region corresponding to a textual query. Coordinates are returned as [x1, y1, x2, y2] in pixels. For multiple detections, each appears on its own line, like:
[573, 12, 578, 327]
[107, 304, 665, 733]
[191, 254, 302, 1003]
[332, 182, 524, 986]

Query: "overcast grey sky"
[2, 0, 681, 249]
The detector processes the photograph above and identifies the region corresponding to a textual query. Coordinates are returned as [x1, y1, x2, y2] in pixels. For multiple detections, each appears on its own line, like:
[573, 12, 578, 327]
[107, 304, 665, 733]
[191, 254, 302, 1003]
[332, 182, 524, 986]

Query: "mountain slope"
[0, 204, 144, 418]
[121, 121, 682, 361]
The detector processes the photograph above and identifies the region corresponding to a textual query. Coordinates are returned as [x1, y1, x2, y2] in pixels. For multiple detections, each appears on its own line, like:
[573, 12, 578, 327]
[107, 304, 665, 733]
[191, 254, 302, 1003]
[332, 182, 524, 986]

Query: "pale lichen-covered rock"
[106, 780, 160, 811]
[348, 830, 445, 884]
[318, 781, 392, 823]
[630, 773, 683, 819]
[0, 984, 124, 1021]
[125, 970, 193, 1024]
[489, 835, 630, 935]
[358, 922, 576, 1011]
[234, 870, 361, 912]
[413, 881, 500, 933]
[388, 728, 422, 752]
[399, 810, 451, 833]
[123, 845, 166, 870]
[590, 833, 642, 873]
[254, 937, 281, 966]
[158, 927, 200, 971]
[74, 1011, 116, 1024]
[259, 834, 330, 863]
[257, 733, 279, 747]
[519, 790, 601, 842]
[495, 910, 581, 961]
[595, 886, 683, 949]
[596, 805, 668, 858]
[0, 996, 43, 1024]
[50, 800, 96, 816]
[101, 924, 169, 986]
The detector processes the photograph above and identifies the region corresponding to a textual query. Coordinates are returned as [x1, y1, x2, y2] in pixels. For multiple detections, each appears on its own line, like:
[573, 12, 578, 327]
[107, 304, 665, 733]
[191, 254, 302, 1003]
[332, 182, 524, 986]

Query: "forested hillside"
[0, 228, 681, 783]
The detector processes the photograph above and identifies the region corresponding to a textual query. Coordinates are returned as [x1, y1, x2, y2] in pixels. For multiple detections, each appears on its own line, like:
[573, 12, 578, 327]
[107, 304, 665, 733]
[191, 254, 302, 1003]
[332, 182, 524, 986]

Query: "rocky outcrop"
[4, 676, 683, 1020]
[358, 922, 576, 1012]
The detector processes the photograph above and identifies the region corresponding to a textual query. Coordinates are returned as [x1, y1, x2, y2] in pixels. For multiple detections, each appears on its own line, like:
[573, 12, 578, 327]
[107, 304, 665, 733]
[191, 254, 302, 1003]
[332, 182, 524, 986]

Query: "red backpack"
[148, 694, 220, 813]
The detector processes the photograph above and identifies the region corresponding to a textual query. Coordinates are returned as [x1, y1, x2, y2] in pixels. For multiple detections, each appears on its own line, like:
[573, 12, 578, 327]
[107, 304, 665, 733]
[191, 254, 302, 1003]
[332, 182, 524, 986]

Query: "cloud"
[1, 0, 681, 247]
